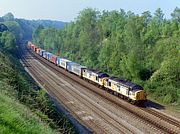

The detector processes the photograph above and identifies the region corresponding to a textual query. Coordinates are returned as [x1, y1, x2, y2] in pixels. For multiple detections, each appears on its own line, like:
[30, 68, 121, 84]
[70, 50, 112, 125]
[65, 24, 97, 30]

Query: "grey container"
[59, 58, 71, 69]
[68, 63, 86, 77]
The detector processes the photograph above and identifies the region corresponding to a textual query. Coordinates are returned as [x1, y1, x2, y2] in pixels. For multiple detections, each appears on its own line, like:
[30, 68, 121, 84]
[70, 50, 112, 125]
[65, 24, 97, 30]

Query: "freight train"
[27, 41, 147, 105]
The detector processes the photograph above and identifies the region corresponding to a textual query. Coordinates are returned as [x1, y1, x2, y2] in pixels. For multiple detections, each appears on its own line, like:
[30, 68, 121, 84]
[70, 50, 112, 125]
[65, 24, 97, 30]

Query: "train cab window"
[108, 82, 111, 87]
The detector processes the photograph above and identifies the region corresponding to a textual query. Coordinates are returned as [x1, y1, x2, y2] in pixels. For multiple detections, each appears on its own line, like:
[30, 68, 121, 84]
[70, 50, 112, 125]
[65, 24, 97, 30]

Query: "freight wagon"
[45, 52, 53, 61]
[67, 62, 87, 77]
[40, 49, 45, 57]
[56, 57, 61, 66]
[30, 44, 35, 51]
[27, 41, 147, 105]
[51, 55, 57, 64]
[36, 48, 40, 54]
[59, 58, 71, 69]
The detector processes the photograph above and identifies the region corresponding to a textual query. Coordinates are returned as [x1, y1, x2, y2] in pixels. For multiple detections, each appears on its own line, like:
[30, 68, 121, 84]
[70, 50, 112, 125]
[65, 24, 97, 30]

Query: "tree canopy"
[32, 8, 180, 105]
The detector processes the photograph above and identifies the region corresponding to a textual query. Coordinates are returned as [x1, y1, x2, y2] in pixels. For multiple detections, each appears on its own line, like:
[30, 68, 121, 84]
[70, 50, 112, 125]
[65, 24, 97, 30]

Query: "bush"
[163, 94, 173, 104]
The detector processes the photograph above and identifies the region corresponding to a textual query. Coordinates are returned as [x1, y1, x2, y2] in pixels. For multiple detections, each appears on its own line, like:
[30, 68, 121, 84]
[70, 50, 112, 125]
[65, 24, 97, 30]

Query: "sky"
[0, 0, 179, 22]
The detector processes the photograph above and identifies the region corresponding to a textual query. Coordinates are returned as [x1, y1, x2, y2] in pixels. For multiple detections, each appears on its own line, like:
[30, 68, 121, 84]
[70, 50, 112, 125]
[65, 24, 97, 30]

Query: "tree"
[154, 8, 164, 25]
[31, 8, 180, 104]
[171, 7, 180, 22]
[2, 12, 14, 21]
[0, 24, 8, 32]
[2, 21, 23, 43]
[0, 31, 16, 52]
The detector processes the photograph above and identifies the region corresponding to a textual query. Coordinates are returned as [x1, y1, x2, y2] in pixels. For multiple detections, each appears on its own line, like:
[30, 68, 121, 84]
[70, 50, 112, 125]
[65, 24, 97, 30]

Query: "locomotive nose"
[136, 90, 146, 100]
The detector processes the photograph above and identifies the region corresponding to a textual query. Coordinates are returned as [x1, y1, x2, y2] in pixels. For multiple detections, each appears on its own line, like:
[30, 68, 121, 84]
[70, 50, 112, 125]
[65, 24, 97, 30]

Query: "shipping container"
[45, 52, 53, 61]
[67, 63, 86, 77]
[45, 52, 48, 59]
[34, 45, 38, 52]
[66, 62, 77, 72]
[30, 44, 35, 51]
[51, 55, 57, 64]
[27, 41, 32, 49]
[42, 51, 46, 58]
[59, 58, 71, 69]
[56, 57, 61, 66]
[47, 53, 53, 61]
[40, 49, 45, 57]
[36, 48, 40, 54]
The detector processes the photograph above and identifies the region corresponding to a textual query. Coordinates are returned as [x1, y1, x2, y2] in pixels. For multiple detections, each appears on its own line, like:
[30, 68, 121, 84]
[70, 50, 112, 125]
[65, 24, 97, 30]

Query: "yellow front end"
[135, 90, 146, 101]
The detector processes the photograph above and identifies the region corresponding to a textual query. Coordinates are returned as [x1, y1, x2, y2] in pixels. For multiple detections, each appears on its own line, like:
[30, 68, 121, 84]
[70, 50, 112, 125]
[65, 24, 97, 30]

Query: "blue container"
[45, 52, 52, 60]
[45, 52, 48, 59]
[47, 53, 53, 61]
[42, 51, 46, 58]
[40, 49, 45, 57]
[56, 57, 61, 65]
[67, 62, 77, 72]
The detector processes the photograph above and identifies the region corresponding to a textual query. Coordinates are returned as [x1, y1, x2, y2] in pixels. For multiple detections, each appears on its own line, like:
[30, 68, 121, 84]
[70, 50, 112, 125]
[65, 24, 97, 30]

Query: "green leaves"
[33, 8, 180, 105]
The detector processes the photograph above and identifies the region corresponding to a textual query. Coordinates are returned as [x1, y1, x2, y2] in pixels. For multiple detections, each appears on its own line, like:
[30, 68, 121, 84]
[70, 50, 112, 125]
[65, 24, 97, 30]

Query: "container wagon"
[59, 58, 71, 69]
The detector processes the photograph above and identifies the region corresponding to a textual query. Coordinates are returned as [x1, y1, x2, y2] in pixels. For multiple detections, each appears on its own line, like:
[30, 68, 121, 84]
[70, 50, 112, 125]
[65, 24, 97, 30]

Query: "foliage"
[0, 87, 58, 134]
[0, 31, 16, 52]
[0, 12, 67, 42]
[0, 24, 8, 32]
[0, 28, 75, 133]
[33, 7, 180, 105]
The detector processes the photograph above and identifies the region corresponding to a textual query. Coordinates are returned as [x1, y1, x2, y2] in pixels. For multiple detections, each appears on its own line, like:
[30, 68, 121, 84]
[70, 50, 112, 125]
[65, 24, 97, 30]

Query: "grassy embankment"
[0, 48, 75, 134]
[0, 84, 58, 134]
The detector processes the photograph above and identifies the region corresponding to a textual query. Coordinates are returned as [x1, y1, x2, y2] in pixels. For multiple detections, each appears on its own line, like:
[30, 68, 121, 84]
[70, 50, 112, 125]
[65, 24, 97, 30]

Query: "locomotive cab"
[129, 85, 147, 105]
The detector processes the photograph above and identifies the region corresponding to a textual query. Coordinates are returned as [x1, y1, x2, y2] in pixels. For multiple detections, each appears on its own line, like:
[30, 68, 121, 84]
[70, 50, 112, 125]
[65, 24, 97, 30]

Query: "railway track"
[17, 48, 137, 133]
[143, 107, 180, 128]
[17, 49, 102, 133]
[18, 46, 180, 134]
[31, 61, 132, 134]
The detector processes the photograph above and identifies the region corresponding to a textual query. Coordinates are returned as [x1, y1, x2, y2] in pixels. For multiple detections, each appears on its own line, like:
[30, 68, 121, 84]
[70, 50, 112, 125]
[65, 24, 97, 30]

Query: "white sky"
[0, 0, 179, 22]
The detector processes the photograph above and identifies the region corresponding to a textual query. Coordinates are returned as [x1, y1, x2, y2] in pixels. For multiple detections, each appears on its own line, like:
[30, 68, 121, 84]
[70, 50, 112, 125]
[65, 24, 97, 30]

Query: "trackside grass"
[0, 48, 75, 134]
[0, 82, 58, 134]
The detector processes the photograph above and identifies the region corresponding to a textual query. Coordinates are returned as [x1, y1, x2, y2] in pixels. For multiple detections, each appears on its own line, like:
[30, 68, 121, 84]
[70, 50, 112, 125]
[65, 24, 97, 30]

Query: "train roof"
[86, 68, 101, 73]
[56, 57, 61, 59]
[86, 68, 109, 78]
[125, 82, 143, 90]
[60, 58, 71, 62]
[108, 76, 126, 83]
[46, 52, 53, 55]
[40, 49, 45, 51]
[108, 77, 143, 90]
[98, 72, 109, 78]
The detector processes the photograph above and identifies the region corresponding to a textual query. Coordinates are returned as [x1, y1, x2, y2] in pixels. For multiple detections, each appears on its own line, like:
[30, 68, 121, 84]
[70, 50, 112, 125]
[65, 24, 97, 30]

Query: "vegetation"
[0, 84, 58, 134]
[0, 12, 67, 42]
[33, 8, 180, 105]
[0, 22, 75, 133]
